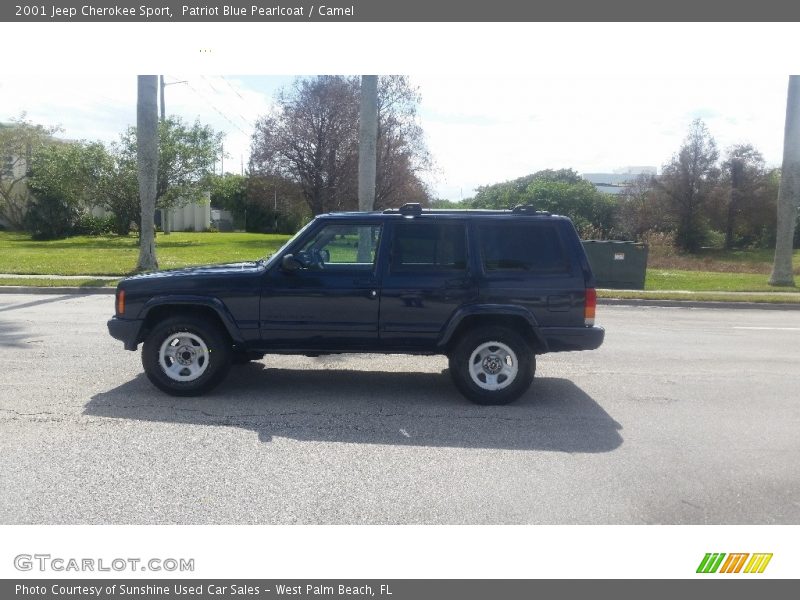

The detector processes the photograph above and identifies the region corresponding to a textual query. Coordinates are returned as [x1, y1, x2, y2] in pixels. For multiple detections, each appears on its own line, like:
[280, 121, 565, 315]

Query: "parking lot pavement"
[1, 293, 798, 524]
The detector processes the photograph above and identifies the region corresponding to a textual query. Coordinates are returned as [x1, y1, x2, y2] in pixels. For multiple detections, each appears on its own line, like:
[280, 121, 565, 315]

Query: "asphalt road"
[0, 293, 798, 524]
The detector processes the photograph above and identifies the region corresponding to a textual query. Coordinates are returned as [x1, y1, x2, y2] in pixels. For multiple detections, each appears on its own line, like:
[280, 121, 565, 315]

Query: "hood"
[124, 261, 263, 281]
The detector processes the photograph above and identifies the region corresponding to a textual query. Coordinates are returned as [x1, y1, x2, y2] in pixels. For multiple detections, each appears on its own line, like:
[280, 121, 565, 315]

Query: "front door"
[260, 222, 384, 349]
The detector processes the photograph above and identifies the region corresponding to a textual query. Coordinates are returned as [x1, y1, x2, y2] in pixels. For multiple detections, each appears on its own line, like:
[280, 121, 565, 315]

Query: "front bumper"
[107, 317, 144, 351]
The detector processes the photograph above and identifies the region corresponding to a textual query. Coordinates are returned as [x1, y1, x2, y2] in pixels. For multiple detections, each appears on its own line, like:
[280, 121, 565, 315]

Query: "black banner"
[3, 580, 799, 600]
[4, 0, 800, 22]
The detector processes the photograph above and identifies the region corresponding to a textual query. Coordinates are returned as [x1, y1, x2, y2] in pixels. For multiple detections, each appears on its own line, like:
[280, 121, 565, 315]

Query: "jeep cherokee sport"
[108, 204, 604, 405]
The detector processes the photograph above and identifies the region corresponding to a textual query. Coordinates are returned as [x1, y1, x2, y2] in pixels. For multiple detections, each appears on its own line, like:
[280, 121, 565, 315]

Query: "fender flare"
[437, 304, 549, 352]
[138, 295, 244, 344]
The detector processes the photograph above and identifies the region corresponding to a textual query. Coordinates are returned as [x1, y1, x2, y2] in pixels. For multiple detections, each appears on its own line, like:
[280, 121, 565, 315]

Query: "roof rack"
[384, 202, 423, 216]
[380, 203, 552, 217]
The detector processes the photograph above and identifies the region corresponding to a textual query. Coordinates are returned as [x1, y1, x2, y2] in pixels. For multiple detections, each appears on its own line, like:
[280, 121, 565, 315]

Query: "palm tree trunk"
[136, 75, 159, 271]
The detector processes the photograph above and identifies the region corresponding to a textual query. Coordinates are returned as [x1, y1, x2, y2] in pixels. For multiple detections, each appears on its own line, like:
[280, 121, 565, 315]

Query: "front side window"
[390, 222, 467, 272]
[480, 223, 568, 273]
[295, 223, 382, 271]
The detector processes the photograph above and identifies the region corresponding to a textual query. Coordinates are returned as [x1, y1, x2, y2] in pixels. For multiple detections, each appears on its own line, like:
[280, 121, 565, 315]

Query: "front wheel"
[448, 326, 535, 405]
[142, 316, 232, 396]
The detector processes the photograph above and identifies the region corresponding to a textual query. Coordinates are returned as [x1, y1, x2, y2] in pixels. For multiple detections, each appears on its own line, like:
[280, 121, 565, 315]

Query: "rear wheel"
[449, 326, 535, 405]
[142, 316, 232, 396]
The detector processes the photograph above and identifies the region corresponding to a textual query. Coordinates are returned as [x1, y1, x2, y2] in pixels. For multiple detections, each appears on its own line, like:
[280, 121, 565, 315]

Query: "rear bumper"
[107, 317, 143, 351]
[540, 326, 605, 352]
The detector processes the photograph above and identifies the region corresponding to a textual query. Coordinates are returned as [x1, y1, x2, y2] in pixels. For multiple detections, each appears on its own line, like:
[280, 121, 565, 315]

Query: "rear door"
[379, 219, 476, 348]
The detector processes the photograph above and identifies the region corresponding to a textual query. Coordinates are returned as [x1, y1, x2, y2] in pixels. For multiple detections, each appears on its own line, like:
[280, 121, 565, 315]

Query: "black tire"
[448, 326, 535, 405]
[142, 315, 233, 396]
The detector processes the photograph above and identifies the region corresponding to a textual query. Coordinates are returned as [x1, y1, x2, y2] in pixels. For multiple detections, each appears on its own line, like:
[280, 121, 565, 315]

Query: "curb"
[2, 285, 800, 310]
[598, 298, 800, 310]
[0, 286, 116, 295]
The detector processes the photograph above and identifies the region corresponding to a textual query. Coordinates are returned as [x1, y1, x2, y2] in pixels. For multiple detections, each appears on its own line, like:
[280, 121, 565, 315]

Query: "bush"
[23, 192, 80, 240]
[74, 213, 116, 236]
[244, 201, 306, 234]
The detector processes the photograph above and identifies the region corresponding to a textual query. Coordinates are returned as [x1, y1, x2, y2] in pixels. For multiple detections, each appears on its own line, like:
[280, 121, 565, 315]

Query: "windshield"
[259, 219, 316, 267]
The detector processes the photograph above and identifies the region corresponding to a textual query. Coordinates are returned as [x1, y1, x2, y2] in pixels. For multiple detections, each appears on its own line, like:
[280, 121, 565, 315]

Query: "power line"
[201, 75, 256, 131]
[221, 75, 246, 101]
[182, 79, 250, 136]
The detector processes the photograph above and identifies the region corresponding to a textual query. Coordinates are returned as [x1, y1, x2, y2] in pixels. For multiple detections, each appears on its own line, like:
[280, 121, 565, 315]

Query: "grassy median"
[0, 232, 798, 297]
[0, 232, 291, 276]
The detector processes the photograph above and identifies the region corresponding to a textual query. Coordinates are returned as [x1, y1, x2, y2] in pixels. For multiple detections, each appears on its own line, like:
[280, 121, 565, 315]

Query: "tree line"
[2, 78, 796, 266]
[441, 118, 795, 254]
[0, 75, 433, 240]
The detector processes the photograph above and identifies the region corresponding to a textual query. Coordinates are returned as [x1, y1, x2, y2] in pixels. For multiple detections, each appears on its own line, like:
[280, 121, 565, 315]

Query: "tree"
[209, 173, 247, 229]
[137, 75, 158, 271]
[615, 174, 662, 241]
[469, 168, 617, 237]
[373, 75, 432, 209]
[24, 141, 109, 239]
[245, 174, 308, 234]
[250, 75, 431, 216]
[0, 116, 60, 229]
[720, 144, 767, 249]
[770, 76, 800, 287]
[657, 119, 720, 252]
[96, 147, 139, 236]
[122, 116, 223, 234]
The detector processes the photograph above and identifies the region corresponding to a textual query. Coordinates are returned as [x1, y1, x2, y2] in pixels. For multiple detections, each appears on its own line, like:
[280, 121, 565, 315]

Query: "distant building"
[582, 166, 657, 195]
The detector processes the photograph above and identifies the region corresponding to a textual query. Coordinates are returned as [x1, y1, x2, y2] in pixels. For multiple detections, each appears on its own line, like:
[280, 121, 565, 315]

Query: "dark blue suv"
[108, 204, 604, 404]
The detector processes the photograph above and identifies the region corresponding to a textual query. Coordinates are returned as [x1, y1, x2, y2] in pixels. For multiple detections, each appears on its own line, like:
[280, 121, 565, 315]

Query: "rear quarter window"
[479, 222, 569, 273]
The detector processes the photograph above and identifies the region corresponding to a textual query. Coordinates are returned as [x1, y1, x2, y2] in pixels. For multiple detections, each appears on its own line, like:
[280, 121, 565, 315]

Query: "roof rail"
[384, 202, 423, 216]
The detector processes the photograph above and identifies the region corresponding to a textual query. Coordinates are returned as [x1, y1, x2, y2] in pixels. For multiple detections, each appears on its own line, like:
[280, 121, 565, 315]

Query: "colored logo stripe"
[744, 553, 773, 574]
[697, 553, 726, 573]
[697, 553, 772, 574]
[719, 553, 749, 573]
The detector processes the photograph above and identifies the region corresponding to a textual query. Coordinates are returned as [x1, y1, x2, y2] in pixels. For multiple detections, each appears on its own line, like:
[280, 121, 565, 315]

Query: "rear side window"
[391, 222, 467, 272]
[480, 223, 569, 273]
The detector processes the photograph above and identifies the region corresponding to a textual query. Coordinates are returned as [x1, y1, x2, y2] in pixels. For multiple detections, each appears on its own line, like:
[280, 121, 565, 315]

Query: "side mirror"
[281, 254, 302, 272]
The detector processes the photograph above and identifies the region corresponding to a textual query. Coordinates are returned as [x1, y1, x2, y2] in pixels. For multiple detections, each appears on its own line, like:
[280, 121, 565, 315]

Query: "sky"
[0, 74, 790, 201]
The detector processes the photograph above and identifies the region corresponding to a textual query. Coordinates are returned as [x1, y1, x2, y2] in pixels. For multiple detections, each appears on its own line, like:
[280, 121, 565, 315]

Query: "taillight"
[584, 288, 596, 326]
[116, 289, 125, 315]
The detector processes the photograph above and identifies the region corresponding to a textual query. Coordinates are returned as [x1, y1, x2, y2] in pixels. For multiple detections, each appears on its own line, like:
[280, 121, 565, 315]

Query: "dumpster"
[582, 240, 648, 290]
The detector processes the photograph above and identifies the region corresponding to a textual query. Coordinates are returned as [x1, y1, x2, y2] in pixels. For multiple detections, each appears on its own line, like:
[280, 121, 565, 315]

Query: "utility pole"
[136, 75, 159, 271]
[358, 75, 378, 212]
[357, 75, 378, 263]
[770, 75, 800, 286]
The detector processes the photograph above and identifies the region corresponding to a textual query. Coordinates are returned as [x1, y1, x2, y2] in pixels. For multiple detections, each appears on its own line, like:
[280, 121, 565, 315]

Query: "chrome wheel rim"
[468, 341, 518, 391]
[159, 332, 210, 382]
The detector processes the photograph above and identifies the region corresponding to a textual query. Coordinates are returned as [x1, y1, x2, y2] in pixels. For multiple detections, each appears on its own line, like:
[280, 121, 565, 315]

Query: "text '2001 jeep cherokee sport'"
[108, 204, 604, 405]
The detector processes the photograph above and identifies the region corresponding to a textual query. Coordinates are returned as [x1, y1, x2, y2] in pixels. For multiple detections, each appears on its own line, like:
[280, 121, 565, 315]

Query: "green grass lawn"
[0, 232, 291, 276]
[0, 277, 118, 288]
[645, 269, 799, 293]
[1, 231, 799, 296]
